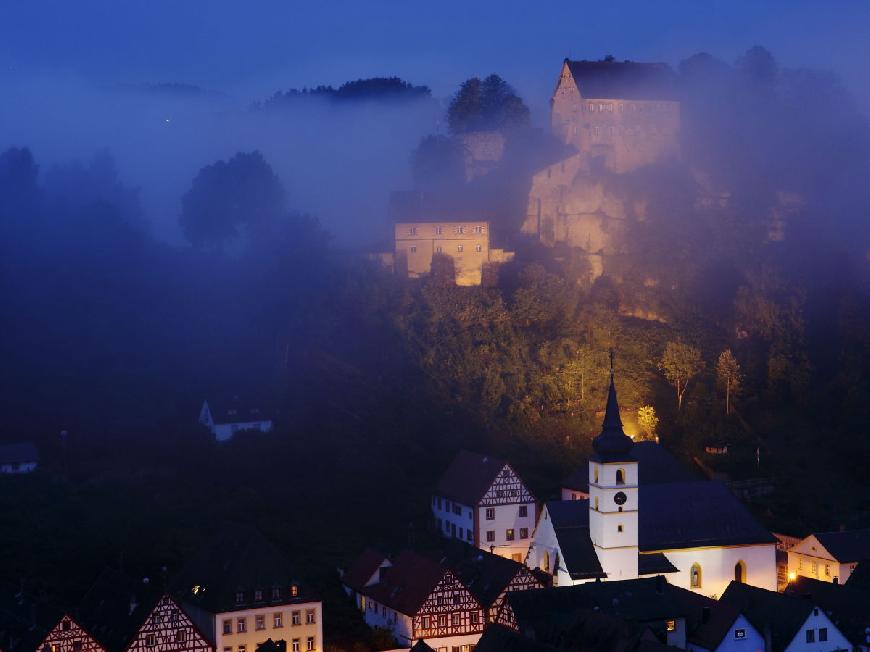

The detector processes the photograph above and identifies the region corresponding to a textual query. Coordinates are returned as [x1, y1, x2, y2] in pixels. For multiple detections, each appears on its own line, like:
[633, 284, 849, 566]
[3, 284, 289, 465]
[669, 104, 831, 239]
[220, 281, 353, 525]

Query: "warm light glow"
[787, 571, 797, 582]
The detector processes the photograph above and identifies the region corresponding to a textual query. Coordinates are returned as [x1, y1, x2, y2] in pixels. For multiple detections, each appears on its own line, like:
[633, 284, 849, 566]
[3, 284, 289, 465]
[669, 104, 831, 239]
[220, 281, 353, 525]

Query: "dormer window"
[290, 584, 299, 597]
[235, 591, 245, 604]
[254, 589, 263, 602]
[272, 587, 282, 600]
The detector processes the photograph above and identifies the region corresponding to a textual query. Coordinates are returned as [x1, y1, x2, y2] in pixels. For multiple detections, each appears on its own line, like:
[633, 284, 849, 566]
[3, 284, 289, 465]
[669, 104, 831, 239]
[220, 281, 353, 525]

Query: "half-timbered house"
[342, 550, 484, 650]
[432, 451, 537, 562]
[125, 595, 212, 652]
[36, 615, 105, 652]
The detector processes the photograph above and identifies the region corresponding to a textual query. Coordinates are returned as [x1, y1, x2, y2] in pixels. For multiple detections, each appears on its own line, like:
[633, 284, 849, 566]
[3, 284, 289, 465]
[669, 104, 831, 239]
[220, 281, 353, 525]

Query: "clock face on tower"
[613, 491, 627, 506]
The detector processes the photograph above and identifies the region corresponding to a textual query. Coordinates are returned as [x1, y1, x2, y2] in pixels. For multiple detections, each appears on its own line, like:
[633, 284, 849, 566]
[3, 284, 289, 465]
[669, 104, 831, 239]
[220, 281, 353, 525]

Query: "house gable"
[413, 570, 483, 640]
[39, 615, 106, 652]
[790, 535, 837, 561]
[479, 465, 534, 507]
[125, 595, 212, 652]
[487, 568, 543, 622]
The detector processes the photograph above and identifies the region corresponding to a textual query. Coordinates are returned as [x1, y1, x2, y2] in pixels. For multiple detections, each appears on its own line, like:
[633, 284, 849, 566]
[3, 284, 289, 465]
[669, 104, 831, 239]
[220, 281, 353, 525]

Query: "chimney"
[701, 606, 710, 624]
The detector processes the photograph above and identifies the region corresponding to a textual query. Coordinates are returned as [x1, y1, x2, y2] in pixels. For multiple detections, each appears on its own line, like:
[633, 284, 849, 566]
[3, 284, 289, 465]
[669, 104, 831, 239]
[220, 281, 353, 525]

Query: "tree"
[410, 135, 466, 191]
[637, 405, 659, 441]
[180, 151, 285, 248]
[447, 74, 530, 134]
[659, 342, 704, 410]
[256, 640, 286, 652]
[716, 349, 742, 415]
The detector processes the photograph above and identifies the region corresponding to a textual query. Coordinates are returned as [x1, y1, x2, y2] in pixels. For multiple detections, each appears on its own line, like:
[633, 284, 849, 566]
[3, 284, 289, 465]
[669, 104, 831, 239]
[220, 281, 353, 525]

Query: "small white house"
[788, 528, 870, 585]
[686, 604, 765, 652]
[199, 398, 273, 442]
[0, 442, 39, 474]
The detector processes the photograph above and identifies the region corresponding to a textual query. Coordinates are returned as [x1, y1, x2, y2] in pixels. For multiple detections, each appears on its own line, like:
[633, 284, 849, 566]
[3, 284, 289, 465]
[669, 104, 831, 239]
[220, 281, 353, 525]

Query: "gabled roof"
[562, 442, 698, 493]
[785, 576, 870, 647]
[435, 450, 518, 506]
[77, 568, 156, 652]
[812, 528, 870, 563]
[434, 541, 541, 608]
[342, 548, 388, 593]
[356, 551, 450, 616]
[543, 501, 604, 580]
[409, 641, 437, 652]
[0, 443, 38, 466]
[505, 577, 686, 632]
[639, 482, 776, 550]
[720, 581, 816, 651]
[563, 59, 677, 101]
[172, 526, 311, 614]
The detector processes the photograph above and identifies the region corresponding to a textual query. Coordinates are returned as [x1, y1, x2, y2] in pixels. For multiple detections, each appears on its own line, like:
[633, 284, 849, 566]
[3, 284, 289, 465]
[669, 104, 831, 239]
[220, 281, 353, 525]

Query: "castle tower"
[588, 360, 638, 580]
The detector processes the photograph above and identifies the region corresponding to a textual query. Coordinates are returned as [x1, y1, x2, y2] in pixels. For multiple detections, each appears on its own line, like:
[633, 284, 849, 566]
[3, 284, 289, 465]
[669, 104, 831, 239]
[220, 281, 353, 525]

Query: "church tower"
[588, 359, 639, 580]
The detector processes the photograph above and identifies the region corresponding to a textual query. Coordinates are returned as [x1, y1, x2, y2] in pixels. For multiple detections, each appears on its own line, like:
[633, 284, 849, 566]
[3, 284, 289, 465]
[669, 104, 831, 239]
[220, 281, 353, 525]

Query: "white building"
[431, 451, 537, 562]
[199, 398, 273, 442]
[527, 371, 778, 598]
[787, 528, 870, 586]
[685, 604, 765, 652]
[721, 581, 853, 652]
[0, 442, 38, 474]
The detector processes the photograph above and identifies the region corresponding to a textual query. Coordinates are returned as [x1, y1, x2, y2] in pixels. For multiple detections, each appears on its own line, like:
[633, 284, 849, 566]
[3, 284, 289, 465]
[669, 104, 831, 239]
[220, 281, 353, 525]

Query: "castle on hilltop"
[523, 58, 681, 269]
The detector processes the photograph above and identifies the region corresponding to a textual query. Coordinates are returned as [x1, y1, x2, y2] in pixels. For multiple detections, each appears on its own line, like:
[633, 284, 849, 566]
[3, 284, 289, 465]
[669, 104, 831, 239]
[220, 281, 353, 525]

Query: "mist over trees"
[0, 45, 869, 644]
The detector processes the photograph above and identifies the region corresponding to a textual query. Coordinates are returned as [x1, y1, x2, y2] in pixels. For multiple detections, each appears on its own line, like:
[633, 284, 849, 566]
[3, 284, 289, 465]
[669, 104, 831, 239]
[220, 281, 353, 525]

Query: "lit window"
[690, 564, 702, 588]
[665, 620, 675, 632]
[291, 585, 299, 597]
[506, 529, 515, 541]
[457, 245, 464, 253]
[734, 629, 746, 640]
[475, 244, 482, 253]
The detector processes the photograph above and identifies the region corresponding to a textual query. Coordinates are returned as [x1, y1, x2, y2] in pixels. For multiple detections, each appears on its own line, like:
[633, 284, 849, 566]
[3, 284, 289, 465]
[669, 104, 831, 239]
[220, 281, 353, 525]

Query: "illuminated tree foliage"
[659, 341, 704, 410]
[636, 405, 659, 441]
[716, 349, 742, 415]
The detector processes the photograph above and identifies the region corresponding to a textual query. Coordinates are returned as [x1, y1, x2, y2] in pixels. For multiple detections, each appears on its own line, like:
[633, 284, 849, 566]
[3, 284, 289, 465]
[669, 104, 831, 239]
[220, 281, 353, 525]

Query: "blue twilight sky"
[2, 0, 869, 105]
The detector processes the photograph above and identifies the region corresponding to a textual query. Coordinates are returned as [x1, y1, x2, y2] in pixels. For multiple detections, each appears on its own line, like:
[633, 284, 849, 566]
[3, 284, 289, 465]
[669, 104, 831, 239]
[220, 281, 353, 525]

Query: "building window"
[235, 591, 245, 604]
[467, 529, 473, 542]
[292, 640, 300, 652]
[471, 612, 480, 625]
[506, 529, 515, 541]
[175, 631, 186, 644]
[457, 245, 464, 253]
[519, 505, 528, 517]
[735, 560, 746, 583]
[690, 563, 702, 588]
[272, 587, 282, 600]
[485, 508, 495, 520]
[305, 610, 316, 625]
[520, 528, 529, 539]
[255, 616, 265, 631]
[254, 589, 263, 602]
[615, 469, 625, 485]
[819, 628, 827, 642]
[435, 226, 443, 235]
[459, 527, 464, 538]
[291, 585, 299, 597]
[594, 496, 599, 511]
[223, 620, 232, 635]
[408, 227, 417, 235]
[486, 530, 495, 542]
[617, 524, 623, 533]
[291, 611, 301, 626]
[734, 629, 746, 640]
[239, 646, 246, 652]
[422, 615, 430, 629]
[593, 467, 599, 484]
[451, 614, 460, 627]
[812, 561, 818, 575]
[436, 246, 442, 254]
[306, 637, 314, 651]
[237, 618, 247, 633]
[825, 564, 830, 577]
[475, 244, 481, 253]
[665, 620, 676, 632]
[145, 636, 156, 649]
[274, 613, 283, 628]
[805, 629, 815, 643]
[439, 614, 447, 627]
[452, 504, 461, 515]
[224, 647, 232, 652]
[410, 245, 417, 253]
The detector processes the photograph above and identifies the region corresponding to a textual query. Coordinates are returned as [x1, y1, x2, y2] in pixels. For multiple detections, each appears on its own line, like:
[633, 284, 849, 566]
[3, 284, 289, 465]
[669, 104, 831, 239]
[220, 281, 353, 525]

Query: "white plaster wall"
[214, 602, 322, 652]
[478, 503, 535, 560]
[661, 545, 777, 598]
[432, 498, 474, 544]
[783, 608, 851, 652]
[788, 550, 856, 585]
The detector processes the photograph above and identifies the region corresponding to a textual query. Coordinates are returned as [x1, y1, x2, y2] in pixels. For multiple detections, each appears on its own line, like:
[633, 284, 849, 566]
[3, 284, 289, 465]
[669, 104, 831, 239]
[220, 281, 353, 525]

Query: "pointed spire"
[592, 350, 633, 460]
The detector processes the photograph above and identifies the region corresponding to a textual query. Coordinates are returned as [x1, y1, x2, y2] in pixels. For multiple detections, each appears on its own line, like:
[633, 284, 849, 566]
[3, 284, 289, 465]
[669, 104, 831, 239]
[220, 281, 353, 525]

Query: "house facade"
[787, 529, 870, 585]
[37, 616, 105, 652]
[125, 595, 212, 652]
[432, 451, 537, 562]
[198, 400, 273, 442]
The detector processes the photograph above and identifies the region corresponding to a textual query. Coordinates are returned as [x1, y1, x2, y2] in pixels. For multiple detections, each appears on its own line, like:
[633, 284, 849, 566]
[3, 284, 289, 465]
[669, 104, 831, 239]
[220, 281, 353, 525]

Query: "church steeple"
[592, 353, 634, 461]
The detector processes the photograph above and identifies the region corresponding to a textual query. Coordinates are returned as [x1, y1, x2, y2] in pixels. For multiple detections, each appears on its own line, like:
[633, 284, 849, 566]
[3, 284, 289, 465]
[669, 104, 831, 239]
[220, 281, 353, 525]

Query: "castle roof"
[564, 59, 677, 101]
[591, 369, 634, 462]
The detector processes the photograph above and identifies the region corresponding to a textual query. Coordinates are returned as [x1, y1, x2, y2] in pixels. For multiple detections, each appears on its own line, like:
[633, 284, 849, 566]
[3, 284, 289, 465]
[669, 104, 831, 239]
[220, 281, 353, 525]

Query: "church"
[527, 369, 778, 599]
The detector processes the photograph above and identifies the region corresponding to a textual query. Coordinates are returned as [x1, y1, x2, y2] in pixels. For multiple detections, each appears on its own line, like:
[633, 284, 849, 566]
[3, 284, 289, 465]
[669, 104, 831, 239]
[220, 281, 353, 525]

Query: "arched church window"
[615, 469, 625, 485]
[542, 551, 550, 573]
[735, 560, 746, 583]
[594, 496, 599, 511]
[593, 467, 599, 484]
[690, 563, 702, 588]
